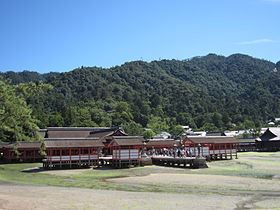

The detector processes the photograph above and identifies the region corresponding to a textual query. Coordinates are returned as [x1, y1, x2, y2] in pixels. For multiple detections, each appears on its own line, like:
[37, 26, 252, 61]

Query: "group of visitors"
[145, 147, 190, 157]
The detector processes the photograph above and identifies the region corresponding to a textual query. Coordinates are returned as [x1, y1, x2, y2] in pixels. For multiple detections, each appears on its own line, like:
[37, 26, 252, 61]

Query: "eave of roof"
[45, 139, 104, 148]
[109, 136, 144, 146]
[185, 136, 238, 144]
[3, 141, 41, 149]
[146, 140, 179, 146]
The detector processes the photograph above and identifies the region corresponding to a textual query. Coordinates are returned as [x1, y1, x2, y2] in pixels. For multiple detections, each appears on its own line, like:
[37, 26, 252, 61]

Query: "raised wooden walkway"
[151, 156, 208, 169]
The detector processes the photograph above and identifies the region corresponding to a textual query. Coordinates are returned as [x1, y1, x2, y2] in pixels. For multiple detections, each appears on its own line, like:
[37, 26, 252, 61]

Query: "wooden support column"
[70, 148, 72, 168]
[129, 146, 131, 166]
[60, 149, 62, 168]
[79, 148, 81, 166]
[119, 146, 120, 160]
[235, 144, 238, 159]
[219, 144, 221, 159]
[50, 149, 52, 167]
[119, 146, 121, 168]
[225, 144, 227, 159]
[88, 148, 90, 166]
[23, 149, 26, 161]
[230, 143, 233, 159]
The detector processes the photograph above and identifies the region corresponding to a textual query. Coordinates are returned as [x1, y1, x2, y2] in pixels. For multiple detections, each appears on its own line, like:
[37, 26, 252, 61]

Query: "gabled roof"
[46, 127, 126, 139]
[45, 137, 99, 141]
[260, 127, 280, 141]
[109, 136, 144, 146]
[45, 138, 104, 148]
[146, 139, 179, 147]
[47, 127, 103, 131]
[88, 128, 127, 138]
[184, 136, 238, 144]
[46, 130, 90, 138]
[4, 141, 41, 149]
[267, 127, 280, 136]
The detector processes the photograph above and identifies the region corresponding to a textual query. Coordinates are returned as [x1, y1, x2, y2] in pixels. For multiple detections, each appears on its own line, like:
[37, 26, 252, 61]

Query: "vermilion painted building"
[108, 136, 144, 168]
[1, 142, 42, 163]
[43, 138, 104, 168]
[182, 136, 238, 160]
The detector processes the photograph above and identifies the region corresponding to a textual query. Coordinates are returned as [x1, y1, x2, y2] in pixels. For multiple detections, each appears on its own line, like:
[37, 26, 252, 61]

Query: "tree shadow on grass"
[21, 167, 45, 173]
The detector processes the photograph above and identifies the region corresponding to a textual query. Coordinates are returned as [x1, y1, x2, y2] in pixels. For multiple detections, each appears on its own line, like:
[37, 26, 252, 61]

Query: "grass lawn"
[0, 152, 280, 194]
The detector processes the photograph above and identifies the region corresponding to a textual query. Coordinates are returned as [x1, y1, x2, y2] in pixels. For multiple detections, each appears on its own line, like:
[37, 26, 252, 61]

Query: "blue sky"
[0, 0, 279, 73]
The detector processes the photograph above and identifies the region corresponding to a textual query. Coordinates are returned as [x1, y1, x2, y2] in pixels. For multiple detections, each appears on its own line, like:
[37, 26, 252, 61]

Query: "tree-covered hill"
[1, 53, 279, 134]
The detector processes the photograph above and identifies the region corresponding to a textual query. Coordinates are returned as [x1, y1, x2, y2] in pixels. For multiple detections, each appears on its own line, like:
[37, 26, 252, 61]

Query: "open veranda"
[0, 152, 280, 210]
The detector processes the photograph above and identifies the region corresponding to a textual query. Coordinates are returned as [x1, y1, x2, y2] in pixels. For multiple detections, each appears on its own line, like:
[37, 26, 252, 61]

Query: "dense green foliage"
[0, 79, 41, 143]
[1, 54, 279, 134]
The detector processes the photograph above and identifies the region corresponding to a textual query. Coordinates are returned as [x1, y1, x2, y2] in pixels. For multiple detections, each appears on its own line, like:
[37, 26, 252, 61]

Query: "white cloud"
[236, 39, 278, 45]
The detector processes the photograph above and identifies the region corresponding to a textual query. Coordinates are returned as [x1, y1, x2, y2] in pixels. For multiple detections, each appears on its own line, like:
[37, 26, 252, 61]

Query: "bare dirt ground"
[0, 184, 243, 210]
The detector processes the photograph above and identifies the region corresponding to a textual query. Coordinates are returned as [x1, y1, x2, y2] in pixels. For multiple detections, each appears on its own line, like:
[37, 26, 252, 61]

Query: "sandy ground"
[0, 184, 244, 210]
[109, 173, 280, 192]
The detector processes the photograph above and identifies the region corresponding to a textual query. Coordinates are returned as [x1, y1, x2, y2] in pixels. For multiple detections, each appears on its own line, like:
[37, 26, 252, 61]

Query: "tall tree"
[0, 78, 40, 142]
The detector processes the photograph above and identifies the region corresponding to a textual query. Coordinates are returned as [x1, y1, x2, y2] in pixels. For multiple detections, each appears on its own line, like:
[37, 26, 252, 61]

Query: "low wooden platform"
[99, 156, 140, 168]
[151, 156, 208, 169]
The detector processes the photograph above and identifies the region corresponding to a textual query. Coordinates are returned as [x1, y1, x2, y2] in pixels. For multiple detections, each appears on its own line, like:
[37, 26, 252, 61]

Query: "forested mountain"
[1, 54, 279, 135]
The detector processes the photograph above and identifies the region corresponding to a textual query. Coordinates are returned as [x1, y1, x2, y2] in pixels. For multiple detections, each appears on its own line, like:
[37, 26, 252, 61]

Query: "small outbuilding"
[108, 136, 144, 168]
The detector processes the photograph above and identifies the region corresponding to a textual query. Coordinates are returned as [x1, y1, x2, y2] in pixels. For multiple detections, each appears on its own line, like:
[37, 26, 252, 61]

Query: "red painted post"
[79, 148, 81, 166]
[70, 148, 72, 168]
[60, 149, 62, 168]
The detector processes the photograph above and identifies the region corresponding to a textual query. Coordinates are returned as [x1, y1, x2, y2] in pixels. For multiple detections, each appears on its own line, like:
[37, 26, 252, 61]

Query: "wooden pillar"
[70, 148, 72, 168]
[79, 148, 81, 166]
[225, 144, 227, 159]
[235, 144, 238, 159]
[7, 149, 9, 162]
[129, 146, 131, 166]
[219, 144, 221, 159]
[88, 148, 90, 166]
[50, 149, 52, 167]
[119, 146, 120, 160]
[119, 146, 121, 168]
[230, 143, 233, 159]
[60, 149, 62, 168]
[23, 149, 26, 161]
